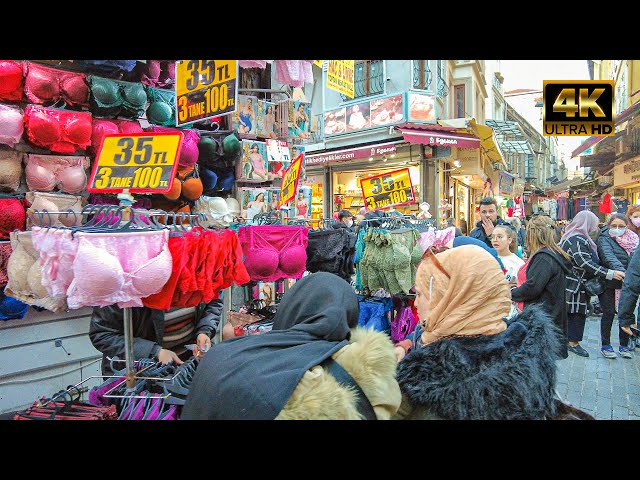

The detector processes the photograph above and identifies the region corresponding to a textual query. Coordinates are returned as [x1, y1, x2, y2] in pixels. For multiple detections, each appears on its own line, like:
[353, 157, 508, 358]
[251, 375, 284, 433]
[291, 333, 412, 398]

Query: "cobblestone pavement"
[556, 315, 640, 420]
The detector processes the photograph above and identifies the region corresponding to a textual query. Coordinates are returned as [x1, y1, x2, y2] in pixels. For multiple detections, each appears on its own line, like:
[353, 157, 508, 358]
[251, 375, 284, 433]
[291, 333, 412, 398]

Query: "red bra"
[238, 226, 309, 282]
[91, 118, 143, 152]
[24, 105, 93, 154]
[0, 60, 24, 102]
[23, 62, 90, 107]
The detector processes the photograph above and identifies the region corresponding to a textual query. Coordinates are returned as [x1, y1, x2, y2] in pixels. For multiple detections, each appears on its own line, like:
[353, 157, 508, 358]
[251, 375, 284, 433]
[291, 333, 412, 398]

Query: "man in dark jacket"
[89, 299, 224, 375]
[332, 209, 355, 232]
[469, 197, 511, 247]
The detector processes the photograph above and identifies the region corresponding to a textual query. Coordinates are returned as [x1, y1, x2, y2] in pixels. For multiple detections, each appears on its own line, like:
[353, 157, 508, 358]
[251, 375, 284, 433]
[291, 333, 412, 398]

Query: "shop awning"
[438, 118, 507, 168]
[571, 135, 607, 158]
[395, 125, 481, 149]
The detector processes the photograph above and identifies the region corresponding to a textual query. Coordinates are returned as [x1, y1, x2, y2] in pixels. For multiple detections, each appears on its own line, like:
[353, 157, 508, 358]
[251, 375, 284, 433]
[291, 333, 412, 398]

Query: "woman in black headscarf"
[181, 272, 401, 420]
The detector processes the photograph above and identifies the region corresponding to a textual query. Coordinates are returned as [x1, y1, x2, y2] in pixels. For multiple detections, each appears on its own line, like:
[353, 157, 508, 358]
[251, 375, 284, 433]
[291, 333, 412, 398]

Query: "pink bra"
[238, 226, 308, 282]
[0, 60, 24, 102]
[23, 62, 90, 107]
[24, 105, 93, 154]
[91, 118, 143, 152]
[147, 126, 199, 167]
[24, 154, 89, 194]
[0, 103, 24, 147]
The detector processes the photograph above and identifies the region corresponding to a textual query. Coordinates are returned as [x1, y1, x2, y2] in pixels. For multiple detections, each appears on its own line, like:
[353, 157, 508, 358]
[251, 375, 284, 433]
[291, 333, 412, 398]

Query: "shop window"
[340, 60, 384, 101]
[412, 60, 432, 90]
[454, 84, 465, 118]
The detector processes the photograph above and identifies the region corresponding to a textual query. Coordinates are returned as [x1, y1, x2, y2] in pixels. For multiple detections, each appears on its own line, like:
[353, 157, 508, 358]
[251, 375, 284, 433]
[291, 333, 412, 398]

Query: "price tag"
[175, 60, 238, 126]
[278, 154, 304, 208]
[360, 167, 416, 211]
[87, 133, 182, 194]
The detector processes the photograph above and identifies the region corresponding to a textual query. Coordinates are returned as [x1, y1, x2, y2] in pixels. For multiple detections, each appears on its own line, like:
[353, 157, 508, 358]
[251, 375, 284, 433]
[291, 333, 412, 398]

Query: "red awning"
[571, 135, 606, 158]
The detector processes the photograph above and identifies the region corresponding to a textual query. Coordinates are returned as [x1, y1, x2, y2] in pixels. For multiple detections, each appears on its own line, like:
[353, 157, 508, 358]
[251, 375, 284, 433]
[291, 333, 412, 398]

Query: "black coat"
[510, 247, 573, 358]
[596, 226, 632, 290]
[395, 305, 562, 420]
[89, 300, 223, 375]
[617, 245, 640, 328]
[469, 216, 511, 247]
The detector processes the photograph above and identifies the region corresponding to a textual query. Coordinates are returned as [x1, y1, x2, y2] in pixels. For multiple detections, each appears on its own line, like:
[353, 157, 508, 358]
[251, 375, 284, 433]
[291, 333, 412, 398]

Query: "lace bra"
[238, 226, 309, 282]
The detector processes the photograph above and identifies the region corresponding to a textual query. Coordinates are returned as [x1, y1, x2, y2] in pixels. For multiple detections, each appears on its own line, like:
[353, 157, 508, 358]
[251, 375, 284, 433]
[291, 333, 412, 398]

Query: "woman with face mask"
[625, 204, 640, 238]
[560, 210, 624, 358]
[596, 213, 638, 358]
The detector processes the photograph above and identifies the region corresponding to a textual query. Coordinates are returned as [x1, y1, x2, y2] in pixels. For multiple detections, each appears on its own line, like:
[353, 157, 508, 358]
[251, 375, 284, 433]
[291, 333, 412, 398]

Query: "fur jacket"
[276, 327, 402, 420]
[394, 305, 562, 420]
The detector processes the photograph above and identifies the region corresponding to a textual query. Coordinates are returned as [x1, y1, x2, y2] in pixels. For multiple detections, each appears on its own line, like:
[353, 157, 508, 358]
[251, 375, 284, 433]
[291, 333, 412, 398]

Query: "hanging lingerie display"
[306, 227, 357, 281]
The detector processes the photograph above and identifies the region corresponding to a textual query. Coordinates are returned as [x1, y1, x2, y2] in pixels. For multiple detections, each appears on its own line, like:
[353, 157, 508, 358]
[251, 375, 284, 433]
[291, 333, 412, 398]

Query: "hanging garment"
[239, 60, 269, 69]
[0, 151, 24, 192]
[567, 197, 575, 219]
[0, 60, 24, 102]
[390, 298, 418, 343]
[23, 105, 93, 154]
[0, 286, 28, 321]
[354, 227, 366, 291]
[138, 60, 176, 88]
[0, 103, 24, 148]
[306, 228, 356, 281]
[147, 126, 199, 168]
[4, 230, 68, 312]
[23, 62, 90, 107]
[556, 197, 567, 220]
[417, 226, 456, 252]
[274, 60, 314, 87]
[238, 226, 309, 282]
[549, 198, 558, 221]
[145, 86, 176, 126]
[0, 243, 11, 286]
[598, 193, 613, 214]
[24, 154, 89, 194]
[25, 191, 83, 228]
[357, 295, 393, 333]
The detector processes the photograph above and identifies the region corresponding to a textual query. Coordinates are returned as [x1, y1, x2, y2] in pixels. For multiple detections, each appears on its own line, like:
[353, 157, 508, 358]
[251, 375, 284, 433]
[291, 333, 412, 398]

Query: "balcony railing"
[437, 72, 449, 98]
[412, 62, 432, 90]
[340, 60, 384, 101]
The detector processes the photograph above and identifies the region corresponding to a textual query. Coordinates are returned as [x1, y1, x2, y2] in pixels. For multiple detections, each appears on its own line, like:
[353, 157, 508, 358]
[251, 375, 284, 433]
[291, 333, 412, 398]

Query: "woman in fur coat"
[393, 244, 564, 420]
[181, 272, 401, 420]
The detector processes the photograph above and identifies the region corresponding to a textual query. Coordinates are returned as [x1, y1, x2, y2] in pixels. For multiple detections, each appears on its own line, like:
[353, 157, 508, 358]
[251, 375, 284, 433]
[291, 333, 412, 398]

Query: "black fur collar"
[396, 305, 562, 420]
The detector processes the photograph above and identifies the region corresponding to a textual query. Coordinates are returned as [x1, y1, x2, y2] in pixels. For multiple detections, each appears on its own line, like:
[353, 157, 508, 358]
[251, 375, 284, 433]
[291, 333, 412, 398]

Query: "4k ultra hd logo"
[543, 80, 614, 136]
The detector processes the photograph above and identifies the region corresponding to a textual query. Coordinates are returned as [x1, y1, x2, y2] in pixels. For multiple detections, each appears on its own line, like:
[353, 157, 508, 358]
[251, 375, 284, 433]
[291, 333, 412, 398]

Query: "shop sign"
[360, 167, 416, 211]
[175, 60, 238, 126]
[88, 133, 182, 194]
[306, 142, 400, 166]
[498, 171, 515, 197]
[327, 60, 355, 98]
[278, 154, 304, 207]
[614, 158, 640, 186]
[425, 133, 480, 148]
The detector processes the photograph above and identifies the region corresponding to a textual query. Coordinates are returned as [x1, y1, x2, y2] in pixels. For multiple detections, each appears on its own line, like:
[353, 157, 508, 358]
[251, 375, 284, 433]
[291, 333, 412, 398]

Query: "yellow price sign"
[278, 154, 304, 208]
[175, 60, 238, 126]
[88, 133, 182, 194]
[360, 167, 416, 211]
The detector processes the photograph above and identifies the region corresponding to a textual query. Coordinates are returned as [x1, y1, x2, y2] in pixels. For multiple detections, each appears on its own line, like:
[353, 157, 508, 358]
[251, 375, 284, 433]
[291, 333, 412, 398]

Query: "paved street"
[556, 315, 640, 420]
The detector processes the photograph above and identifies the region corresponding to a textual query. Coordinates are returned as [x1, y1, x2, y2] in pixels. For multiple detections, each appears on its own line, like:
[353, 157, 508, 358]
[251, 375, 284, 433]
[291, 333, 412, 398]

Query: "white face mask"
[610, 227, 627, 237]
[632, 217, 640, 228]
[346, 219, 354, 228]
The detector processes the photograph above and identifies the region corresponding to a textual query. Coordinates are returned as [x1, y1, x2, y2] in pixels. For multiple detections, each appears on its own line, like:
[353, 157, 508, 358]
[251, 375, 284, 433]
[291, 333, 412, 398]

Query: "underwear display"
[163, 165, 203, 202]
[23, 105, 93, 154]
[31, 228, 172, 309]
[0, 286, 29, 321]
[0, 60, 24, 102]
[306, 228, 356, 281]
[357, 295, 393, 333]
[77, 60, 138, 74]
[88, 75, 148, 119]
[0, 103, 24, 147]
[91, 118, 143, 152]
[0, 242, 12, 286]
[25, 191, 83, 228]
[192, 196, 233, 229]
[145, 86, 176, 126]
[24, 154, 89, 194]
[0, 197, 26, 240]
[4, 230, 68, 312]
[148, 126, 199, 167]
[197, 135, 224, 168]
[238, 225, 309, 282]
[139, 60, 176, 88]
[23, 62, 90, 107]
[0, 150, 24, 192]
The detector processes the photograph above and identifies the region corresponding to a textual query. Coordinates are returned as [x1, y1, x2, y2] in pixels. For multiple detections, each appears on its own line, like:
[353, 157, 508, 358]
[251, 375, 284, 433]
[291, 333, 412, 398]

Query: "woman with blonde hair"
[394, 244, 564, 419]
[510, 215, 573, 359]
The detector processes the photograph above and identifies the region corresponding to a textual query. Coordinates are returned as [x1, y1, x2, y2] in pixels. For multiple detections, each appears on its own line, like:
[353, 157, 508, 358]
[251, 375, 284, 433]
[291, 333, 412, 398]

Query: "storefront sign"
[175, 60, 238, 126]
[327, 60, 355, 98]
[88, 133, 182, 194]
[360, 167, 416, 211]
[278, 154, 304, 207]
[498, 171, 515, 197]
[614, 158, 640, 186]
[324, 93, 405, 136]
[306, 142, 401, 166]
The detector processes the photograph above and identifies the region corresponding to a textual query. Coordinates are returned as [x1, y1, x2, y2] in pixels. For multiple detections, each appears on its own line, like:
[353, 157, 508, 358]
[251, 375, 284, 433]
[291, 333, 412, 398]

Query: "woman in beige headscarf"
[393, 244, 565, 420]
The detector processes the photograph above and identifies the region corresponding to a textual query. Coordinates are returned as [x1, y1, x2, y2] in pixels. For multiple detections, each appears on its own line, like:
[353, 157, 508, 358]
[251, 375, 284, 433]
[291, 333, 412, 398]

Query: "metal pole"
[123, 307, 136, 390]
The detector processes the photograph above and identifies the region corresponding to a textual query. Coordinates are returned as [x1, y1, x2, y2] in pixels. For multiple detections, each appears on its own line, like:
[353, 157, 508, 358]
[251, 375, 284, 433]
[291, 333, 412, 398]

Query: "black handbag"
[584, 276, 606, 296]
